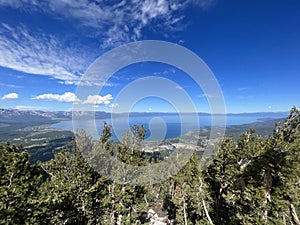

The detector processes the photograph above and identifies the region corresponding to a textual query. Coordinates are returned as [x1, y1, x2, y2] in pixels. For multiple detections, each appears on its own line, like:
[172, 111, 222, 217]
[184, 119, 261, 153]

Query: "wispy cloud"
[1, 92, 19, 100]
[174, 85, 183, 90]
[178, 39, 185, 44]
[153, 68, 177, 76]
[0, 23, 96, 85]
[0, 0, 214, 85]
[0, 82, 23, 88]
[0, 0, 214, 49]
[198, 93, 218, 98]
[15, 105, 47, 110]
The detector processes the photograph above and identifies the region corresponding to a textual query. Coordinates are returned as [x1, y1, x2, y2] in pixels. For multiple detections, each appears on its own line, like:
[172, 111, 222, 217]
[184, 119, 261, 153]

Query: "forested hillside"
[1, 108, 299, 225]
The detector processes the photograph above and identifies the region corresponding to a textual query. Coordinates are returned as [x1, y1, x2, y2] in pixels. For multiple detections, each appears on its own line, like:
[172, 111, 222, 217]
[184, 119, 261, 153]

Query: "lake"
[51, 112, 288, 141]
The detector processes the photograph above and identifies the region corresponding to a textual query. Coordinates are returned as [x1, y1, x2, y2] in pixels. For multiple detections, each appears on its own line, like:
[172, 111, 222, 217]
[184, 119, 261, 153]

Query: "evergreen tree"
[1, 108, 299, 224]
[0, 143, 44, 224]
[159, 153, 213, 224]
[204, 107, 300, 224]
[36, 147, 110, 224]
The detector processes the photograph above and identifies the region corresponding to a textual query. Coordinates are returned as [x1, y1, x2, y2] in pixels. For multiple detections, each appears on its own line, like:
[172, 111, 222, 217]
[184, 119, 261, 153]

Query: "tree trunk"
[116, 215, 122, 225]
[110, 182, 115, 225]
[263, 171, 273, 221]
[181, 189, 188, 225]
[202, 199, 214, 224]
[282, 214, 286, 225]
[290, 204, 300, 225]
[144, 194, 149, 207]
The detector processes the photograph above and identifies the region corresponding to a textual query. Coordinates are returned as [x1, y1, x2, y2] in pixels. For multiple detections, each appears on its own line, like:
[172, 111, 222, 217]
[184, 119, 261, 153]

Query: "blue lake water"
[51, 113, 287, 141]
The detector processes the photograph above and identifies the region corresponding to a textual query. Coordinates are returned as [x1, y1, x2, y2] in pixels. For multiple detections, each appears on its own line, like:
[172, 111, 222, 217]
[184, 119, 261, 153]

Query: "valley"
[0, 108, 285, 164]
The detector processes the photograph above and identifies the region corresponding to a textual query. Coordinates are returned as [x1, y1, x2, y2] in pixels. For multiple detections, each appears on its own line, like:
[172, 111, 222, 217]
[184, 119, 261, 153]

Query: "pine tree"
[0, 143, 44, 224]
[159, 153, 213, 224]
[35, 146, 110, 224]
[204, 107, 300, 224]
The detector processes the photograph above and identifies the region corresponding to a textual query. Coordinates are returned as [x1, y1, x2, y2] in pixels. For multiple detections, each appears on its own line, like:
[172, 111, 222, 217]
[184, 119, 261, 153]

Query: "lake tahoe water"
[51, 113, 287, 141]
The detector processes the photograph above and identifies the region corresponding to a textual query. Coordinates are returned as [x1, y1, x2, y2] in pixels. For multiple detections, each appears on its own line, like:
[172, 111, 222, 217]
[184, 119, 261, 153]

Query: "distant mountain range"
[0, 108, 290, 163]
[0, 109, 71, 122]
[0, 108, 290, 123]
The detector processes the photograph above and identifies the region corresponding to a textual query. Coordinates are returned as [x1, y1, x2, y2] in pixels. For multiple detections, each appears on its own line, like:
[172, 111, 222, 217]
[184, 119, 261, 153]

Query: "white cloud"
[153, 68, 177, 76]
[178, 39, 185, 44]
[0, 0, 22, 7]
[0, 23, 97, 85]
[33, 92, 80, 103]
[174, 85, 183, 90]
[15, 105, 47, 110]
[110, 103, 119, 108]
[83, 94, 113, 105]
[1, 92, 19, 100]
[140, 0, 169, 25]
[198, 93, 217, 98]
[0, 0, 214, 49]
[0, 0, 214, 85]
[32, 92, 114, 105]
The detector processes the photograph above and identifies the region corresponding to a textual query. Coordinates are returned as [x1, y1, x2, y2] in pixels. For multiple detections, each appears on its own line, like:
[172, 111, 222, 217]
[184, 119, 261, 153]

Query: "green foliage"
[0, 143, 44, 224]
[35, 148, 110, 224]
[117, 125, 147, 166]
[204, 107, 300, 224]
[99, 121, 112, 145]
[0, 108, 299, 224]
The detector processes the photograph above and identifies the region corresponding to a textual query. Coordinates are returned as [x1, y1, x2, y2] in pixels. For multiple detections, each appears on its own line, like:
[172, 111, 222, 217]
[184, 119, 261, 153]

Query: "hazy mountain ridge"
[0, 108, 289, 165]
[0, 109, 72, 122]
[0, 108, 289, 121]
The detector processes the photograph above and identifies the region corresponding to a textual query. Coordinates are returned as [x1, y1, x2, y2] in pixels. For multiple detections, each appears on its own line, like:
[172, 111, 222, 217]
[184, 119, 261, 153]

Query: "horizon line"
[1, 107, 291, 115]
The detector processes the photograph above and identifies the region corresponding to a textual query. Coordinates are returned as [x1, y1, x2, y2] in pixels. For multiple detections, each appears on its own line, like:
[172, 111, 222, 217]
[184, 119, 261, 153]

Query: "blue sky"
[0, 0, 299, 113]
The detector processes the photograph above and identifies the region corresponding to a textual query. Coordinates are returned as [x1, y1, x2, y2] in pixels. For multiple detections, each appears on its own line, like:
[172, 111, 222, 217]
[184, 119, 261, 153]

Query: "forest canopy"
[0, 108, 299, 224]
